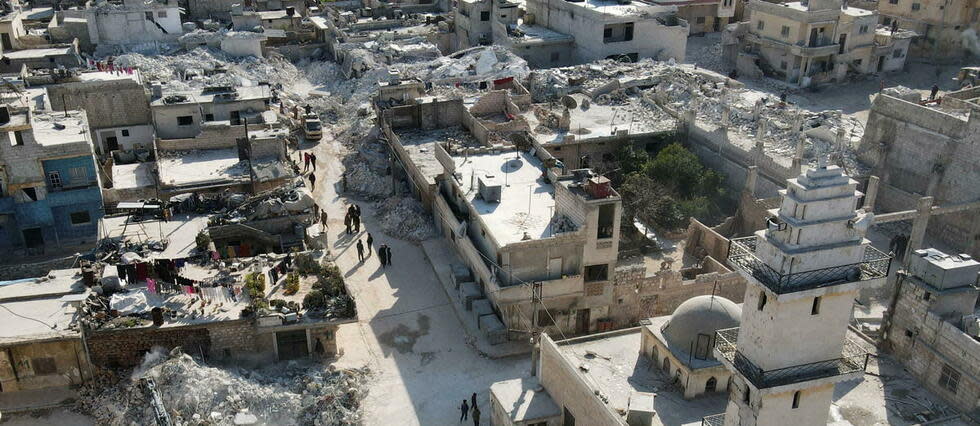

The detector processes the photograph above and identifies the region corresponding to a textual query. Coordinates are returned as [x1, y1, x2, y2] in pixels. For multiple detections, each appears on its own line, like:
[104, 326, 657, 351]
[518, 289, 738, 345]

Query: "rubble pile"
[77, 349, 370, 426]
[374, 197, 435, 242]
[210, 183, 315, 224]
[342, 159, 393, 199]
[531, 59, 868, 173]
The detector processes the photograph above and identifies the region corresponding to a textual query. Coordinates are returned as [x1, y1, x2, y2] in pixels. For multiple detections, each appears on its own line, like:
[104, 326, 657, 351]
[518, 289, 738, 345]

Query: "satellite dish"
[561, 95, 578, 109]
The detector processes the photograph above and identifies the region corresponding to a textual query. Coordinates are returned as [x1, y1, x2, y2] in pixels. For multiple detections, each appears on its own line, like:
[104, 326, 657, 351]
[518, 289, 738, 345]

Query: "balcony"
[726, 237, 891, 294]
[702, 413, 726, 426]
[714, 327, 869, 389]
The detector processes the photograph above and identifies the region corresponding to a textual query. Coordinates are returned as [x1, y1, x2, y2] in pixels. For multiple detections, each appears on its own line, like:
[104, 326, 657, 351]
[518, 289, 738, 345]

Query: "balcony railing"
[726, 237, 891, 294]
[702, 413, 726, 426]
[715, 327, 870, 389]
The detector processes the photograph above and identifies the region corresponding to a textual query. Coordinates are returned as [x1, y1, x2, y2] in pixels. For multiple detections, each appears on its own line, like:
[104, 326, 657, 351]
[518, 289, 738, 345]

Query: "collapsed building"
[723, 0, 914, 86]
[47, 0, 184, 53]
[857, 86, 980, 258]
[469, 0, 689, 68]
[882, 248, 980, 423]
[313, 2, 452, 79]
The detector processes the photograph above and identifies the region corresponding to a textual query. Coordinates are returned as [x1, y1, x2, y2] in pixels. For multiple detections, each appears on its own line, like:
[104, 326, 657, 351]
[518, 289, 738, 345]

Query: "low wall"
[539, 334, 625, 425]
[86, 320, 256, 368]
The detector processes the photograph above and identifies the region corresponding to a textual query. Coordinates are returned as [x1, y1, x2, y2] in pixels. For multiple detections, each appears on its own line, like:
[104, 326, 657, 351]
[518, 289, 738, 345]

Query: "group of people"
[345, 204, 362, 234]
[459, 393, 480, 425]
[303, 152, 318, 190]
[354, 232, 394, 266]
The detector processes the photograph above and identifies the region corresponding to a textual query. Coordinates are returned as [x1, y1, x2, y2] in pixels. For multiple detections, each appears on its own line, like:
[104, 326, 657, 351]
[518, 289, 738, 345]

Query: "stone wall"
[857, 94, 980, 257]
[86, 320, 256, 368]
[47, 80, 151, 129]
[539, 333, 625, 425]
[886, 279, 980, 421]
[0, 255, 78, 280]
[0, 338, 93, 392]
[608, 262, 746, 326]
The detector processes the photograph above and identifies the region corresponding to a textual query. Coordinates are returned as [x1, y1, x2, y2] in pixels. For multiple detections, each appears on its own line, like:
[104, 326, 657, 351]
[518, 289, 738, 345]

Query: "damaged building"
[313, 3, 452, 79]
[857, 86, 980, 258]
[0, 269, 94, 395]
[47, 0, 183, 52]
[883, 248, 980, 423]
[0, 87, 103, 254]
[724, 0, 913, 86]
[482, 0, 689, 67]
[876, 0, 980, 61]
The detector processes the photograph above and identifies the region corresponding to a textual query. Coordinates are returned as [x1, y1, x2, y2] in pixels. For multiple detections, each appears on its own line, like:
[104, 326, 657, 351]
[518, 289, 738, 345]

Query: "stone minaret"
[711, 159, 892, 426]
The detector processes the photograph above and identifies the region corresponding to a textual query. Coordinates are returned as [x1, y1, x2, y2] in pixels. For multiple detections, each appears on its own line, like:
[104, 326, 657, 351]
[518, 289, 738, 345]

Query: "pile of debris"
[374, 197, 435, 242]
[529, 59, 869, 173]
[210, 183, 315, 225]
[76, 348, 370, 425]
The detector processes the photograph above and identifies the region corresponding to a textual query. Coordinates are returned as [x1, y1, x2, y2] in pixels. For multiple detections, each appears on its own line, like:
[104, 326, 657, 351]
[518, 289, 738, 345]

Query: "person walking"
[308, 173, 316, 190]
[378, 244, 388, 268]
[344, 212, 352, 234]
[470, 393, 477, 412]
[930, 83, 940, 100]
[303, 152, 310, 172]
[310, 153, 317, 171]
[471, 405, 480, 426]
[320, 211, 328, 227]
[366, 233, 373, 255]
[459, 400, 469, 422]
[356, 240, 365, 262]
[352, 212, 361, 233]
[384, 244, 392, 266]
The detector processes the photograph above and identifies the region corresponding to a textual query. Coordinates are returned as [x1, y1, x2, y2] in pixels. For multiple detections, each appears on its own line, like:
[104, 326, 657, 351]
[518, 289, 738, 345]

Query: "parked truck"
[302, 113, 322, 141]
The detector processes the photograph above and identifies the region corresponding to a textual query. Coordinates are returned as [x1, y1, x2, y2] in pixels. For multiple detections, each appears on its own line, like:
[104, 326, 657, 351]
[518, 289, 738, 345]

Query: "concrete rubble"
[76, 348, 369, 425]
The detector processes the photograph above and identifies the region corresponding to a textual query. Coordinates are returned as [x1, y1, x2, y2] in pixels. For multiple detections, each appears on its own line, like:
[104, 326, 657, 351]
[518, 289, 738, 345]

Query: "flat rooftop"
[112, 162, 155, 189]
[557, 330, 727, 425]
[553, 328, 970, 426]
[566, 0, 673, 17]
[453, 149, 557, 245]
[0, 269, 87, 302]
[76, 69, 143, 84]
[32, 110, 91, 147]
[157, 148, 251, 187]
[490, 377, 561, 423]
[508, 24, 575, 43]
[0, 269, 87, 343]
[524, 93, 676, 145]
[395, 126, 481, 185]
[152, 85, 271, 106]
[1, 47, 75, 60]
[100, 213, 209, 259]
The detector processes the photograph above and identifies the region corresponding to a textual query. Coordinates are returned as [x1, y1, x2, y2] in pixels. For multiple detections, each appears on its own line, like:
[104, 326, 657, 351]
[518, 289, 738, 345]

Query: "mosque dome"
[661, 295, 741, 353]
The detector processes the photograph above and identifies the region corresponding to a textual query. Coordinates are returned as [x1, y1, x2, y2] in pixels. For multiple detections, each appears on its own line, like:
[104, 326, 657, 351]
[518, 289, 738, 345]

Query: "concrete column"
[904, 196, 934, 265]
[836, 126, 847, 150]
[744, 165, 758, 196]
[756, 118, 768, 139]
[793, 111, 804, 133]
[720, 103, 731, 127]
[863, 175, 880, 212]
[752, 99, 763, 121]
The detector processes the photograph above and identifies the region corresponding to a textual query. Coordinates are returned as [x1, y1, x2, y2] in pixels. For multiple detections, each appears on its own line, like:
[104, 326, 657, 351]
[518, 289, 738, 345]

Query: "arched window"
[662, 357, 670, 373]
[758, 291, 767, 310]
[705, 377, 718, 393]
[652, 345, 659, 362]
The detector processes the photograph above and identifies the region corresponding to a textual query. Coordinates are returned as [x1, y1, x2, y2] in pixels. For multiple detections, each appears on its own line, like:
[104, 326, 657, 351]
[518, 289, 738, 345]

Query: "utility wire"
[0, 303, 57, 330]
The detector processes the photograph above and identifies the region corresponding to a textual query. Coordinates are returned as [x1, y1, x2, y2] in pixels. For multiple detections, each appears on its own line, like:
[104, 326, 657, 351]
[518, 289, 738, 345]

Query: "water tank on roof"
[478, 175, 501, 203]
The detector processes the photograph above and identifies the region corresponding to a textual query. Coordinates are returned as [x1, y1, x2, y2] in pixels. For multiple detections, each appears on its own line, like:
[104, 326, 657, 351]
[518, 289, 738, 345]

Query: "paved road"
[302, 137, 526, 425]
